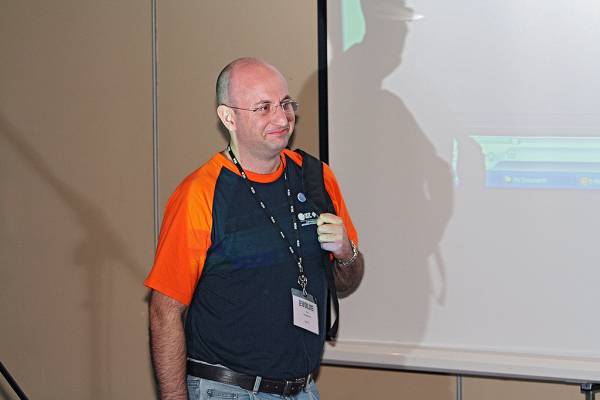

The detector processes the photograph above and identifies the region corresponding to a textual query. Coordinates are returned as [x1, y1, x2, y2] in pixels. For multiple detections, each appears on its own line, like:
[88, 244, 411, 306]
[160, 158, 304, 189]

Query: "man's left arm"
[317, 213, 364, 296]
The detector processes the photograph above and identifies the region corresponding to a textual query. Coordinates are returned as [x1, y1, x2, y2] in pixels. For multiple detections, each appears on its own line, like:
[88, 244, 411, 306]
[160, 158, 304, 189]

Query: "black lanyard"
[227, 146, 309, 295]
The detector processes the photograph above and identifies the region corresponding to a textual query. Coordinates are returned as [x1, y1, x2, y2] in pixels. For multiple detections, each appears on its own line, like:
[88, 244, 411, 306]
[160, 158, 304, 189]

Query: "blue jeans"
[187, 375, 320, 400]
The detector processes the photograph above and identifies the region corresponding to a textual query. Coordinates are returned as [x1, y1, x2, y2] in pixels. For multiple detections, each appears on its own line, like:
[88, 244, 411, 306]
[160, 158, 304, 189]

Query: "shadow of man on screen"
[326, 0, 453, 344]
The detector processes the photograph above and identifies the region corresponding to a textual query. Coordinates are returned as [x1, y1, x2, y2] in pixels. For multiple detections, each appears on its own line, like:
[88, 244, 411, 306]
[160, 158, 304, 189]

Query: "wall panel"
[318, 366, 455, 399]
[0, 2, 154, 399]
[463, 377, 580, 400]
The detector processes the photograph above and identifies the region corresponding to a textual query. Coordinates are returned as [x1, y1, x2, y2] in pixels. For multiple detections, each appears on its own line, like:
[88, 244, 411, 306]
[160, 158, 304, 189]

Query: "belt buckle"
[282, 379, 303, 396]
[282, 380, 294, 396]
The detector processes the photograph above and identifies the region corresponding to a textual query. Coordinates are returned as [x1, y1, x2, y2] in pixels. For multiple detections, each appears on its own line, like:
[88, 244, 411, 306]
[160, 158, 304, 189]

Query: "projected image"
[469, 136, 600, 190]
[326, 0, 600, 376]
[340, 0, 364, 51]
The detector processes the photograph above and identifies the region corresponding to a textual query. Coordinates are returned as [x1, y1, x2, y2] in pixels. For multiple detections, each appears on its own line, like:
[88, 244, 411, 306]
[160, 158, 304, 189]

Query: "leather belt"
[186, 361, 312, 396]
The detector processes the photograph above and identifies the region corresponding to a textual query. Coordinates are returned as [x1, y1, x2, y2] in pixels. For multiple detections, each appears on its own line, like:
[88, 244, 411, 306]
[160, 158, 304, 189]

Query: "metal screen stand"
[581, 383, 600, 400]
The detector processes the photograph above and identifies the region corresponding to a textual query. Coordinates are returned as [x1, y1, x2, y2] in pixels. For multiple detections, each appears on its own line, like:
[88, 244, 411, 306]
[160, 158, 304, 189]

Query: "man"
[145, 58, 363, 400]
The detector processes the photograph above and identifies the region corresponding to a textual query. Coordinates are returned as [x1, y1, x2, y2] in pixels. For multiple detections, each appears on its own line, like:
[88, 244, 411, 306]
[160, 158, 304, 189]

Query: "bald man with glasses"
[145, 58, 363, 400]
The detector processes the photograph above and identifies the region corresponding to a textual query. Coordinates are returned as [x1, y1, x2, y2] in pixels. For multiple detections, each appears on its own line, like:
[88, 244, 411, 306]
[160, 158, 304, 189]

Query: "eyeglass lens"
[262, 101, 298, 115]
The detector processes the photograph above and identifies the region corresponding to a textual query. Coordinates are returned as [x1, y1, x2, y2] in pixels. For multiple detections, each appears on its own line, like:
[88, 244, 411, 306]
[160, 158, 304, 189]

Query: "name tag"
[291, 288, 319, 335]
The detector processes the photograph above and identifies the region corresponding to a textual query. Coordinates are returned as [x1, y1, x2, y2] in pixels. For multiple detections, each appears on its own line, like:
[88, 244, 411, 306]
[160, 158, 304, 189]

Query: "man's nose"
[271, 104, 290, 124]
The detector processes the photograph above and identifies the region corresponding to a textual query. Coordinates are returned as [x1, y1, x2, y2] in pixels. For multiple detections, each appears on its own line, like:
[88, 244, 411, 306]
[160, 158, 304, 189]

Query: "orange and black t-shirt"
[145, 149, 357, 379]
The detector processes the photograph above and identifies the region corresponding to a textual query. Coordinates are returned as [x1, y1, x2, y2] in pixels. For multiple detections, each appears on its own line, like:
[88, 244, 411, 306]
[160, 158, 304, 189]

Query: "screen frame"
[315, 0, 600, 385]
[317, 0, 329, 163]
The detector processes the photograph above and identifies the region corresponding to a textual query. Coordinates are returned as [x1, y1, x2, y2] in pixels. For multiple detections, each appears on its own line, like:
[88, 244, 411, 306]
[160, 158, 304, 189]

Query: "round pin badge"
[297, 192, 307, 203]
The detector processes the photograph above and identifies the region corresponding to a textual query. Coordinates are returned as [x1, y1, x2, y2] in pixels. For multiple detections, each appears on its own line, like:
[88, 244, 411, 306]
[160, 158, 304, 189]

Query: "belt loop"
[304, 373, 313, 392]
[252, 376, 262, 393]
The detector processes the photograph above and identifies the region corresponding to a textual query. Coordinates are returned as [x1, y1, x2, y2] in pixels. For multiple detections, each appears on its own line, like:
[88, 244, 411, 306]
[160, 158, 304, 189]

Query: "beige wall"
[0, 1, 585, 400]
[319, 366, 581, 400]
[0, 1, 154, 399]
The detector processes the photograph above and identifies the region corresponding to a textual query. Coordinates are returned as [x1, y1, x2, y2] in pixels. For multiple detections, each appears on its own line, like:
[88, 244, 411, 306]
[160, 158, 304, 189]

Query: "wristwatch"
[336, 240, 358, 267]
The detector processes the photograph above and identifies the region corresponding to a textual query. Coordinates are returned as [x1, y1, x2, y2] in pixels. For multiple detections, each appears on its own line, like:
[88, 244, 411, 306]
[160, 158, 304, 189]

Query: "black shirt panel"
[185, 156, 327, 379]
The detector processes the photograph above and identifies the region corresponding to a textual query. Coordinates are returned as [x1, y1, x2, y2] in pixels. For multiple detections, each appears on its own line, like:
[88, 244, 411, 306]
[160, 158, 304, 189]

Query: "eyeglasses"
[223, 99, 299, 116]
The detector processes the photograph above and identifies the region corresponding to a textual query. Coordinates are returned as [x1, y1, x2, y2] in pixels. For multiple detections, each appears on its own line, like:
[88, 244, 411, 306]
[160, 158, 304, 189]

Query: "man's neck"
[225, 146, 282, 174]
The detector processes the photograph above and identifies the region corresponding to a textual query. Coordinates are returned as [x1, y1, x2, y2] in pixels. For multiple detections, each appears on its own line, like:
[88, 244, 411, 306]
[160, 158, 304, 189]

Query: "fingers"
[316, 213, 345, 243]
[316, 213, 342, 226]
[316, 213, 355, 259]
[318, 232, 342, 244]
[316, 213, 349, 259]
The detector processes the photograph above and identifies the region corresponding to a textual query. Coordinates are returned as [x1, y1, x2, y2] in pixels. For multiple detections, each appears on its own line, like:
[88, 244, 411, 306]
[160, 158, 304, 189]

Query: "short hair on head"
[215, 57, 275, 106]
[215, 62, 233, 106]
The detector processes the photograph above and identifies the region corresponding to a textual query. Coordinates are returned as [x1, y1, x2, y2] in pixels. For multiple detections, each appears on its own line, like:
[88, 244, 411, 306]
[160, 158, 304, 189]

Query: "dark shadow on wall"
[292, 71, 316, 154]
[0, 115, 150, 400]
[322, 0, 454, 344]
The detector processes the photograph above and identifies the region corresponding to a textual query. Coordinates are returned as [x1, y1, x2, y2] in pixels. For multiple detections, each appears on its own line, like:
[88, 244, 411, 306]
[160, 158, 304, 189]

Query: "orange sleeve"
[322, 162, 359, 247]
[144, 166, 218, 305]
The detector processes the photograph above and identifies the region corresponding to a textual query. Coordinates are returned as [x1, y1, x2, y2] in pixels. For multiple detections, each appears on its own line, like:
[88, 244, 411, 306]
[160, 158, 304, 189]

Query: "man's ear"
[217, 105, 235, 131]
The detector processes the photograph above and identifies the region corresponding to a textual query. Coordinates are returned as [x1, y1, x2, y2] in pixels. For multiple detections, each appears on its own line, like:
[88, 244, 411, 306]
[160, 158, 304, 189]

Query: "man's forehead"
[230, 62, 289, 102]
[233, 59, 281, 78]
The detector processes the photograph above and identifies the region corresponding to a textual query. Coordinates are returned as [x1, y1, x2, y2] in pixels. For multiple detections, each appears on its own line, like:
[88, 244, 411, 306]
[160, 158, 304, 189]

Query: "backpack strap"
[294, 149, 333, 214]
[294, 149, 340, 341]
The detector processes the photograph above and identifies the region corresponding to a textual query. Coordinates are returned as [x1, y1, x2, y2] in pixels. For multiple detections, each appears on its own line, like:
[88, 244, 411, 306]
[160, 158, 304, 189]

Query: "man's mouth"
[267, 127, 290, 136]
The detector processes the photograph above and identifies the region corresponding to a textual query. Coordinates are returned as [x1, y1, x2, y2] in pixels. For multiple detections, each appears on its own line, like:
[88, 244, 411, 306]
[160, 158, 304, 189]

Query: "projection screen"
[322, 0, 600, 382]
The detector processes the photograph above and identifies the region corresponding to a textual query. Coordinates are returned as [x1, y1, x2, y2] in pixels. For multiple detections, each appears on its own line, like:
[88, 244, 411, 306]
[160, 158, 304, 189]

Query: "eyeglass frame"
[221, 99, 299, 116]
